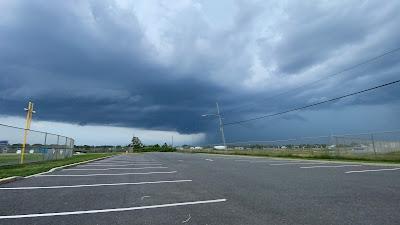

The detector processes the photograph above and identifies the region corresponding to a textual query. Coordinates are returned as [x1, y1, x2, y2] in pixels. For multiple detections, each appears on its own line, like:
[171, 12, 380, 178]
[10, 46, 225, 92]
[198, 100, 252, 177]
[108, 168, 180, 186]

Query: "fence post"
[371, 134, 377, 158]
[64, 137, 68, 159]
[335, 136, 340, 156]
[56, 135, 60, 160]
[43, 133, 48, 161]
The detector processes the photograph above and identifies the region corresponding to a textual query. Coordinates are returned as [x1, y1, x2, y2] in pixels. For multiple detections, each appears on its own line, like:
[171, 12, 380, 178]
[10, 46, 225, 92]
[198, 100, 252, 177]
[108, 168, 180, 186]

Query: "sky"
[0, 0, 399, 145]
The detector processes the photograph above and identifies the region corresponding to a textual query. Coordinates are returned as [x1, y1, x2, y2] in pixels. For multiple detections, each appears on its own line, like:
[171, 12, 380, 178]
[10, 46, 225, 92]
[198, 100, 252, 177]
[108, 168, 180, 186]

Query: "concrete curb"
[0, 176, 24, 185]
[26, 155, 114, 178]
[0, 155, 115, 184]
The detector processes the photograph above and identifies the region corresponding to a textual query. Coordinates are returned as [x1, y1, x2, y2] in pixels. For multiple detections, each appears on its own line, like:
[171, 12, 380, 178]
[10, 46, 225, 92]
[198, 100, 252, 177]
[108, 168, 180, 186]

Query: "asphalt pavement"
[0, 152, 399, 225]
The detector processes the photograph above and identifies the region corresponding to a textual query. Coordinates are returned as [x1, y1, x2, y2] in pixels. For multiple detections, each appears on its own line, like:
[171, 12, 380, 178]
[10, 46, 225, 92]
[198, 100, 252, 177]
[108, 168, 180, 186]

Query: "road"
[0, 152, 399, 225]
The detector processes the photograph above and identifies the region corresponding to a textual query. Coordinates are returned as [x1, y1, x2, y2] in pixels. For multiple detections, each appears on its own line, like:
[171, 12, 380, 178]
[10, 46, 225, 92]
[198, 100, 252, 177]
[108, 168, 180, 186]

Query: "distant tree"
[131, 136, 143, 149]
[162, 143, 169, 149]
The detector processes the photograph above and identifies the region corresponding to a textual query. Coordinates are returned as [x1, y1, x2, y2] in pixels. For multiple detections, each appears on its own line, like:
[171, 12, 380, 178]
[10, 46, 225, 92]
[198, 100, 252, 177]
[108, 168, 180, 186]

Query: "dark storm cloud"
[0, 0, 399, 141]
[257, 1, 400, 75]
[0, 0, 224, 133]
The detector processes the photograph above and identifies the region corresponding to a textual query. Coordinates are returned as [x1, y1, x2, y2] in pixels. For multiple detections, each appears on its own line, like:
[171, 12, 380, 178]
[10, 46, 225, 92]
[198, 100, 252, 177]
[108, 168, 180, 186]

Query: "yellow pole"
[27, 102, 34, 129]
[20, 101, 34, 164]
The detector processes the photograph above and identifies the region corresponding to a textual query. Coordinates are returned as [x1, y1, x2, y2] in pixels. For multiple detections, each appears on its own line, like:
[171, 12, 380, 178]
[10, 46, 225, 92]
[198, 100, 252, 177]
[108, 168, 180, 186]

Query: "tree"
[131, 136, 143, 149]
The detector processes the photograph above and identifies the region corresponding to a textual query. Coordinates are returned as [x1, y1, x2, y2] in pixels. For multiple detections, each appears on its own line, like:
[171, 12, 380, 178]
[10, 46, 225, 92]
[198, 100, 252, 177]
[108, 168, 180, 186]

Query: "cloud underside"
[0, 0, 399, 139]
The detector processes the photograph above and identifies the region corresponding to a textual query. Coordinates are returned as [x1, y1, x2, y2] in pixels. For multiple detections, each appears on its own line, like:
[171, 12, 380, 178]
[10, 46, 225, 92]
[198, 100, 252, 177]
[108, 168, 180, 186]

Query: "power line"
[224, 79, 400, 126]
[221, 47, 400, 115]
[0, 123, 69, 138]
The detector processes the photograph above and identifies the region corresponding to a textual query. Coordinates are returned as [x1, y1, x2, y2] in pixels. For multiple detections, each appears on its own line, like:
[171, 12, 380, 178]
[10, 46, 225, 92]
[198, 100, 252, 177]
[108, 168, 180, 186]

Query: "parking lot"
[0, 152, 399, 225]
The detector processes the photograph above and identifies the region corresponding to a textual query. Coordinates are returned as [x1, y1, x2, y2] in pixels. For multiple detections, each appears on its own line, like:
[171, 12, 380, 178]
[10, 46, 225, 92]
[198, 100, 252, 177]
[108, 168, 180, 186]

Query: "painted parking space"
[1, 152, 400, 225]
[195, 153, 400, 175]
[0, 154, 228, 225]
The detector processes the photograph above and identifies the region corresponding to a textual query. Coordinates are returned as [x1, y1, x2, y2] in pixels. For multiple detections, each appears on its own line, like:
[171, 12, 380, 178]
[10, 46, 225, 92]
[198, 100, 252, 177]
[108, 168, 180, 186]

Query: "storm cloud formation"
[0, 0, 399, 143]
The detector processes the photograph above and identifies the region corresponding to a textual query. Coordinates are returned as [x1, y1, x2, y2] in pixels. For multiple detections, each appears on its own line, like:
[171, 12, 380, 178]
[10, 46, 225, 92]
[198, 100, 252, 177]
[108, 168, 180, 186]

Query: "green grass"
[132, 146, 176, 152]
[0, 153, 44, 165]
[0, 153, 117, 179]
[178, 149, 400, 164]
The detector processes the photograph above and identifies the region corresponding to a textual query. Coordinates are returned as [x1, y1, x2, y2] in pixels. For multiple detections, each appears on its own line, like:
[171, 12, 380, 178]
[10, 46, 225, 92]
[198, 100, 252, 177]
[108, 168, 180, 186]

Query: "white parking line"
[78, 164, 162, 167]
[88, 162, 160, 165]
[301, 165, 362, 169]
[64, 167, 168, 171]
[0, 199, 227, 219]
[0, 179, 192, 190]
[35, 171, 177, 177]
[345, 168, 400, 174]
[270, 162, 326, 166]
[252, 161, 302, 164]
[205, 159, 213, 161]
[235, 159, 302, 163]
[234, 159, 259, 162]
[90, 162, 159, 165]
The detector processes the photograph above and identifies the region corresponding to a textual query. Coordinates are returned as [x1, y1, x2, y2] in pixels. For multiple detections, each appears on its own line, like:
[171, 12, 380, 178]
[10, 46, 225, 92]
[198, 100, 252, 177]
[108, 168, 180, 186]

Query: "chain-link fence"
[333, 130, 400, 156]
[199, 130, 400, 159]
[0, 123, 75, 166]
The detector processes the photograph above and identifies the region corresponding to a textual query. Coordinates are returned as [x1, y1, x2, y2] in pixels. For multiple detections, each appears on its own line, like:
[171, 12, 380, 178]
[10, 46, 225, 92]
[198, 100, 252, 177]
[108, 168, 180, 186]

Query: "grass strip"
[178, 149, 400, 164]
[0, 153, 117, 179]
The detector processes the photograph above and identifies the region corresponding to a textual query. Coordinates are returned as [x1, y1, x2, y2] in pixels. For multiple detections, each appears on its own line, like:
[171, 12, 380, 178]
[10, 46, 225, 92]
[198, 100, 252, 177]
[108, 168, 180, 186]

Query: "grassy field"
[0, 153, 44, 165]
[0, 153, 116, 179]
[178, 149, 400, 164]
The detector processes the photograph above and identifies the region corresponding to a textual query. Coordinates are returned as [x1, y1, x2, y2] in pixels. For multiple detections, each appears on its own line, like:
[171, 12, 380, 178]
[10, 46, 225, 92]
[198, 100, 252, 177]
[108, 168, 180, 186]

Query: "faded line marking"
[0, 199, 227, 219]
[63, 167, 168, 171]
[345, 168, 400, 174]
[182, 214, 191, 223]
[141, 196, 151, 200]
[205, 159, 213, 161]
[301, 165, 362, 169]
[35, 171, 177, 177]
[0, 180, 192, 190]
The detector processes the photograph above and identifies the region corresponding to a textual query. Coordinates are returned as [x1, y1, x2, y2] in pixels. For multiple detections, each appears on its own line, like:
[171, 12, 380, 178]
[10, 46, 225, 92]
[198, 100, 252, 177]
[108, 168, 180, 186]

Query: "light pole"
[202, 102, 226, 147]
[20, 101, 36, 164]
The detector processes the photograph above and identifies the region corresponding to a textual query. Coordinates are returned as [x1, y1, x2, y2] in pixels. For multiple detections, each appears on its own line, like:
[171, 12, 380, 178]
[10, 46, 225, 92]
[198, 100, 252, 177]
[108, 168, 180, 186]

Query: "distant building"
[234, 146, 244, 150]
[0, 140, 9, 153]
[194, 146, 203, 150]
[327, 145, 336, 150]
[214, 146, 227, 150]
